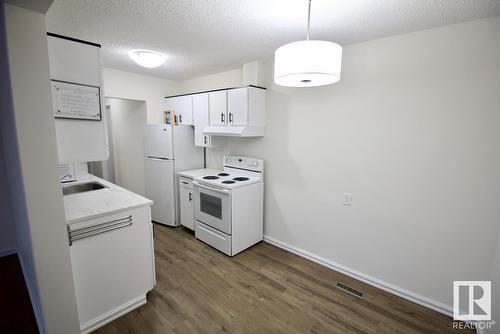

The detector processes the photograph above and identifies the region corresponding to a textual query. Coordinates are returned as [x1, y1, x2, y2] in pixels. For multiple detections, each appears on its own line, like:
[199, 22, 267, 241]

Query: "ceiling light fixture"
[274, 0, 342, 87]
[129, 49, 167, 68]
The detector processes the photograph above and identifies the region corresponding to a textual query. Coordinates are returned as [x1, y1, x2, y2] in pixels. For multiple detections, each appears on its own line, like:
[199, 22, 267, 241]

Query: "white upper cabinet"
[47, 34, 108, 164]
[165, 86, 266, 139]
[227, 87, 248, 126]
[192, 93, 211, 147]
[205, 86, 266, 137]
[176, 96, 193, 125]
[165, 96, 193, 125]
[209, 91, 227, 126]
[47, 34, 100, 86]
[164, 97, 178, 120]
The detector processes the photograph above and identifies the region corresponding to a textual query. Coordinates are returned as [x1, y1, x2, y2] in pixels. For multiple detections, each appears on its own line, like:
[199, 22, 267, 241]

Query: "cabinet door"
[48, 35, 101, 86]
[165, 97, 178, 122]
[69, 206, 155, 325]
[209, 91, 227, 126]
[177, 96, 193, 125]
[179, 186, 194, 230]
[227, 88, 248, 126]
[193, 93, 210, 147]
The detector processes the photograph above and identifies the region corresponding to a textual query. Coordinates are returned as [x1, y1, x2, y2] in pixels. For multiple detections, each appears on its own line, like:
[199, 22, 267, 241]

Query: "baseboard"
[80, 294, 147, 334]
[0, 247, 16, 257]
[263, 235, 453, 317]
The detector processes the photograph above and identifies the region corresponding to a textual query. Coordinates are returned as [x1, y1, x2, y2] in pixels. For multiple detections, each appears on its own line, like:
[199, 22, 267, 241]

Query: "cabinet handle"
[189, 192, 192, 202]
[67, 215, 133, 246]
[221, 113, 225, 123]
[182, 181, 188, 185]
[179, 115, 183, 123]
[204, 136, 208, 145]
[174, 115, 178, 124]
[229, 112, 233, 123]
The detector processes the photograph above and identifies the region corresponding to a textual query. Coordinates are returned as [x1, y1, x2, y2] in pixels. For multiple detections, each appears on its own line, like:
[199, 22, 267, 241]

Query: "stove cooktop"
[195, 170, 261, 190]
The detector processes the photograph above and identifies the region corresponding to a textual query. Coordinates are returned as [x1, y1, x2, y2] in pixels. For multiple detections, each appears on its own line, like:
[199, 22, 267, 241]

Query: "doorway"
[89, 97, 147, 195]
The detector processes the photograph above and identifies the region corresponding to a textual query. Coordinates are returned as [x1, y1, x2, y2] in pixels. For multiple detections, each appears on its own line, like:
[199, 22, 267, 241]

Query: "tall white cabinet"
[192, 93, 211, 147]
[47, 33, 108, 163]
[179, 177, 195, 230]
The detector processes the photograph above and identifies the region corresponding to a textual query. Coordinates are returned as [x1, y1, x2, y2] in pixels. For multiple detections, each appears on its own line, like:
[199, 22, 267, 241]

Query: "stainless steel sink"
[62, 181, 108, 196]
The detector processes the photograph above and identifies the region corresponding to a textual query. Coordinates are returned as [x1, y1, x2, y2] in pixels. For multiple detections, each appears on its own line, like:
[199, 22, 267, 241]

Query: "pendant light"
[274, 0, 342, 87]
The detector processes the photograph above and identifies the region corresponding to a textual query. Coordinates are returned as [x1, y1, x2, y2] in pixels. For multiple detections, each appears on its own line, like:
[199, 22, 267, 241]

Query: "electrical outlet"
[343, 192, 352, 206]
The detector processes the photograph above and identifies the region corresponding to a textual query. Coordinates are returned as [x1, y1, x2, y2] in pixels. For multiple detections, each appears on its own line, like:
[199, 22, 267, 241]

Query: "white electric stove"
[193, 156, 264, 256]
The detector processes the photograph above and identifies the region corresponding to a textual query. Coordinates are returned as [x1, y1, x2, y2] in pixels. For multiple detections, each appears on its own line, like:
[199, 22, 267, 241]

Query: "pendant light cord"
[306, 0, 312, 40]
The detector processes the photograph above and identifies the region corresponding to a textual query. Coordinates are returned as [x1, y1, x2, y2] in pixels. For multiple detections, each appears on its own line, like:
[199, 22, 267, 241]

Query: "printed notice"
[52, 81, 101, 120]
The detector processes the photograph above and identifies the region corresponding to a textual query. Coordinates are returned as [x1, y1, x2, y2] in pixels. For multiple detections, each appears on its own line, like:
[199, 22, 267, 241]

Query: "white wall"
[179, 68, 241, 95]
[107, 98, 147, 195]
[0, 3, 16, 257]
[3, 3, 80, 333]
[488, 236, 500, 333]
[181, 16, 500, 313]
[103, 68, 179, 123]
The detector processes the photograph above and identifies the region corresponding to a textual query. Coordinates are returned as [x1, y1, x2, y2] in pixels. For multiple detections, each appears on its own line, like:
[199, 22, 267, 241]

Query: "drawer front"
[195, 221, 231, 255]
[179, 177, 193, 189]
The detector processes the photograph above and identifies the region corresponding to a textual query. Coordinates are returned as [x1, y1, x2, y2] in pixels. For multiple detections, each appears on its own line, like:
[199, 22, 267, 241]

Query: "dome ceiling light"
[129, 49, 167, 68]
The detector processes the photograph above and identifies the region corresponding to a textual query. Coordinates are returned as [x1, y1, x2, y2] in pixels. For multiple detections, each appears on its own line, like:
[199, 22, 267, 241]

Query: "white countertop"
[177, 168, 220, 179]
[63, 174, 153, 225]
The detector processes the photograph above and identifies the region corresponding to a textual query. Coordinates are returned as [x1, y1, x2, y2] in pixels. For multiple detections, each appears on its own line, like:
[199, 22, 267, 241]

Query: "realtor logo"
[453, 281, 491, 321]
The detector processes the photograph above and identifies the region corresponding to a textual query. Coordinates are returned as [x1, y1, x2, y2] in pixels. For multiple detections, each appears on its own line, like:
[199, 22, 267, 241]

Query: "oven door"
[193, 181, 231, 234]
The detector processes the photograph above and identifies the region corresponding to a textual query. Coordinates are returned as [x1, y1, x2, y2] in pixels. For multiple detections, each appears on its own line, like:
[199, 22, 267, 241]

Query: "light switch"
[343, 192, 352, 206]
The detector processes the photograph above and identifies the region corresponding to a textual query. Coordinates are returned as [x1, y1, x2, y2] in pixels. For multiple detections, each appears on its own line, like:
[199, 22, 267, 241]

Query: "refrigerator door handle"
[145, 157, 172, 161]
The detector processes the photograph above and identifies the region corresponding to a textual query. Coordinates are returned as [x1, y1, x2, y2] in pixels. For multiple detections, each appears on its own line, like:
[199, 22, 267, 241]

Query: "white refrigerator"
[144, 124, 203, 226]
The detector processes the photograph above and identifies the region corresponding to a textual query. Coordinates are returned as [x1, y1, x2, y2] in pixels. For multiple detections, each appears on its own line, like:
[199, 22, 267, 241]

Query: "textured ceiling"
[46, 0, 500, 80]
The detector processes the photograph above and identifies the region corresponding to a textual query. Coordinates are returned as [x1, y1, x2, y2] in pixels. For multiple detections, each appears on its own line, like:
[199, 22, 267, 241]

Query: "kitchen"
[1, 1, 500, 334]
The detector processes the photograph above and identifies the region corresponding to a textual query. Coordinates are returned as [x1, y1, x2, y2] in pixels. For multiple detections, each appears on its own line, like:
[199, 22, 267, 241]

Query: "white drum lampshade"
[274, 40, 342, 87]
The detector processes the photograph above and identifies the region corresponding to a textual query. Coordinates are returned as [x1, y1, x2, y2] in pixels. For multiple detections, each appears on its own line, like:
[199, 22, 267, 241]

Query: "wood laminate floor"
[95, 225, 473, 334]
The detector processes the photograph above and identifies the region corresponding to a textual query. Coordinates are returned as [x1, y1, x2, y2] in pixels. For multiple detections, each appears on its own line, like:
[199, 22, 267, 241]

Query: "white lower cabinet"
[179, 177, 195, 230]
[68, 206, 155, 333]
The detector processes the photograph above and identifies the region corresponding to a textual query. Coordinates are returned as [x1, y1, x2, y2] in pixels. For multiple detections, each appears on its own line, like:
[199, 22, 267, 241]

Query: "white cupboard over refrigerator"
[144, 124, 203, 226]
[165, 95, 193, 125]
[47, 33, 108, 163]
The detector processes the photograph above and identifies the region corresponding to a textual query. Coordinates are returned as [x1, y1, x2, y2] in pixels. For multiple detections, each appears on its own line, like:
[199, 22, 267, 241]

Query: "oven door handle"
[193, 181, 230, 194]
